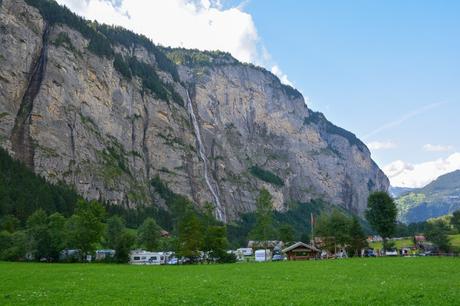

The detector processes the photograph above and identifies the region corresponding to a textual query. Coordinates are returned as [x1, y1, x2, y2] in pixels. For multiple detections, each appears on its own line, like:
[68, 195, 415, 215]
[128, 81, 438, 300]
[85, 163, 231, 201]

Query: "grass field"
[369, 238, 414, 250]
[369, 234, 460, 251]
[1, 257, 459, 305]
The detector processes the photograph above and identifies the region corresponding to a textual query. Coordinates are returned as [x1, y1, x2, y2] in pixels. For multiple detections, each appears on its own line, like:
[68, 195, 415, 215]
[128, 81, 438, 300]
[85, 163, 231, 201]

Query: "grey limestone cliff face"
[0, 0, 389, 221]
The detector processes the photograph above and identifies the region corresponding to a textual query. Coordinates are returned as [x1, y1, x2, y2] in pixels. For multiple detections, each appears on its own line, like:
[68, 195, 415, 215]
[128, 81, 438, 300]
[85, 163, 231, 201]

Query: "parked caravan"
[237, 248, 253, 256]
[255, 249, 271, 262]
[96, 249, 115, 261]
[130, 250, 167, 265]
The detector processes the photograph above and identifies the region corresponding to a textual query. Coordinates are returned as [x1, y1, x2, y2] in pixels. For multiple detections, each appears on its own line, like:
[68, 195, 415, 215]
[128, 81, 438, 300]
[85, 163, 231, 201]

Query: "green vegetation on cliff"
[0, 148, 79, 223]
[304, 111, 365, 150]
[249, 165, 284, 187]
[25, 0, 182, 104]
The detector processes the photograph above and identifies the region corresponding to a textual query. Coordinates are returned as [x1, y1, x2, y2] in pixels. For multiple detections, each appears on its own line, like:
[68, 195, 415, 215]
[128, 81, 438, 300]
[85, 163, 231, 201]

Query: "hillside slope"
[396, 170, 460, 223]
[0, 0, 388, 222]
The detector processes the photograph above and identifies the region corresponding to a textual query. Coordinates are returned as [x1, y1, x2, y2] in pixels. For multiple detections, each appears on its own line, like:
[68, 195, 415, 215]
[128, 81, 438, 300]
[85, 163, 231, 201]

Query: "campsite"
[1, 0, 460, 304]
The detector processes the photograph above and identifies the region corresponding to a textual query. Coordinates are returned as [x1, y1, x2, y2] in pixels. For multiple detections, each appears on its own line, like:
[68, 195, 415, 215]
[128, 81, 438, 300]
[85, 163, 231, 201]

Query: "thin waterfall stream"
[185, 89, 225, 222]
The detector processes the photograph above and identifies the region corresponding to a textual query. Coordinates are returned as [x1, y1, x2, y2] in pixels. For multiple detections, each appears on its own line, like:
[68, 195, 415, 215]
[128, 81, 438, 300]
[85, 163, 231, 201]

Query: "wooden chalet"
[282, 242, 320, 261]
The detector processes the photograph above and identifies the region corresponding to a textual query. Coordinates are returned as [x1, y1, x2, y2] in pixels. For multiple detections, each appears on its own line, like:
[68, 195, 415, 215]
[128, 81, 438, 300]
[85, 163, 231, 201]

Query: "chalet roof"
[282, 242, 320, 253]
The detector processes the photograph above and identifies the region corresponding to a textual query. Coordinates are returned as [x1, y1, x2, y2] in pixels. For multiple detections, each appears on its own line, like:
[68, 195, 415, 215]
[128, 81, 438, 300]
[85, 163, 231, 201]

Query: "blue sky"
[226, 0, 460, 187]
[241, 1, 460, 158]
[58, 0, 460, 187]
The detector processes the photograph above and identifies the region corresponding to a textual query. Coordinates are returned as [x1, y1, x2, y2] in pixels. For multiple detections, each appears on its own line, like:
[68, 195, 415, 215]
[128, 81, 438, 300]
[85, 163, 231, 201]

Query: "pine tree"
[279, 224, 295, 245]
[348, 217, 368, 257]
[251, 188, 275, 242]
[177, 211, 204, 262]
[451, 210, 460, 233]
[26, 209, 51, 260]
[137, 217, 161, 251]
[47, 212, 66, 261]
[106, 215, 126, 249]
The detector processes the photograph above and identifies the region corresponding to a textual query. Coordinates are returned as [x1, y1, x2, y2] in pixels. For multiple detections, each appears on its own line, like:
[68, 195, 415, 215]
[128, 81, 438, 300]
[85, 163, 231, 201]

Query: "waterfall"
[186, 90, 225, 222]
[11, 23, 50, 169]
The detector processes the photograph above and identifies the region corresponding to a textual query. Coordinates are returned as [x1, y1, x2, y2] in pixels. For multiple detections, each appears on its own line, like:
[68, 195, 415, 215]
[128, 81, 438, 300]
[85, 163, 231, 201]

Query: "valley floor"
[1, 257, 459, 305]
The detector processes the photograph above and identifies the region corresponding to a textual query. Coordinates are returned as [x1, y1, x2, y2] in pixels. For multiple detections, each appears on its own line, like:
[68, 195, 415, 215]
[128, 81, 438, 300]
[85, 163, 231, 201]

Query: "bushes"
[249, 165, 284, 187]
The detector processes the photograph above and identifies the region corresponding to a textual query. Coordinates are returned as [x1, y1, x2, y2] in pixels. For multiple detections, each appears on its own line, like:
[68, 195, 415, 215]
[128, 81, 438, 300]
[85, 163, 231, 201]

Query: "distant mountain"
[389, 186, 415, 198]
[396, 170, 460, 223]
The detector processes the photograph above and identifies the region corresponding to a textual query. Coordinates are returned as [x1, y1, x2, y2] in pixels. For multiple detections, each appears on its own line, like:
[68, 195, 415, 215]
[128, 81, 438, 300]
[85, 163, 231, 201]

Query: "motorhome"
[129, 250, 167, 265]
[95, 249, 115, 261]
[255, 249, 271, 262]
[237, 248, 253, 257]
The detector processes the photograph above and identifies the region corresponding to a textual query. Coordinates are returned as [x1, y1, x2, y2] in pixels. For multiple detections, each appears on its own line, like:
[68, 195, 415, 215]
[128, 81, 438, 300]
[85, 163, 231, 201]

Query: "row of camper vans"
[130, 249, 275, 264]
[233, 248, 274, 262]
[129, 250, 169, 265]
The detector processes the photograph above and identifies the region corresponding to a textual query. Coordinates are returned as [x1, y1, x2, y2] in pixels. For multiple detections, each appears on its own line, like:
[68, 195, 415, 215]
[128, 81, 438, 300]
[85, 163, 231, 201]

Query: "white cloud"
[271, 65, 293, 87]
[423, 144, 454, 152]
[56, 0, 294, 86]
[384, 152, 460, 188]
[367, 141, 397, 151]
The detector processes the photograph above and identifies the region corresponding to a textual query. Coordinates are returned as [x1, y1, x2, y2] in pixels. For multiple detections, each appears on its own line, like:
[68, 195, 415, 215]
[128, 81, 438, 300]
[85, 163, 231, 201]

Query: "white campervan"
[130, 250, 167, 265]
[237, 248, 253, 256]
[255, 249, 271, 262]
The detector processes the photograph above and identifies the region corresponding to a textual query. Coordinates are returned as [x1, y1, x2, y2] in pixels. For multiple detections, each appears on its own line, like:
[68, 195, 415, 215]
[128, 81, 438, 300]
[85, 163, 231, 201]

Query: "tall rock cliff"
[0, 0, 389, 222]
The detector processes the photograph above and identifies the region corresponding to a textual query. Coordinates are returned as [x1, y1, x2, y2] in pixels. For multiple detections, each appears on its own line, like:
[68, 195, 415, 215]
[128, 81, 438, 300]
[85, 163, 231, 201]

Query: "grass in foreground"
[1, 257, 459, 305]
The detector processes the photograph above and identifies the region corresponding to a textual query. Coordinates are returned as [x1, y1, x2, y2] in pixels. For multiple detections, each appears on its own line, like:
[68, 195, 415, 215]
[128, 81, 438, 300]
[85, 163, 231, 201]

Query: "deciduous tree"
[66, 200, 105, 259]
[366, 192, 397, 250]
[426, 220, 451, 253]
[315, 210, 351, 253]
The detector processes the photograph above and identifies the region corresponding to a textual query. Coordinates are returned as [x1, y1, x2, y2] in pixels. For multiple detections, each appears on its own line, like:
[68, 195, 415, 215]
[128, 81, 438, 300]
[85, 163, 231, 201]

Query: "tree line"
[3, 144, 460, 262]
[0, 199, 235, 263]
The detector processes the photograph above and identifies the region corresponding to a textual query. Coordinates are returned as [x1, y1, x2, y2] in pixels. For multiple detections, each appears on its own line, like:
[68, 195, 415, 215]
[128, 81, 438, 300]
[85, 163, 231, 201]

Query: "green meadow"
[369, 234, 460, 252]
[1, 257, 459, 305]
